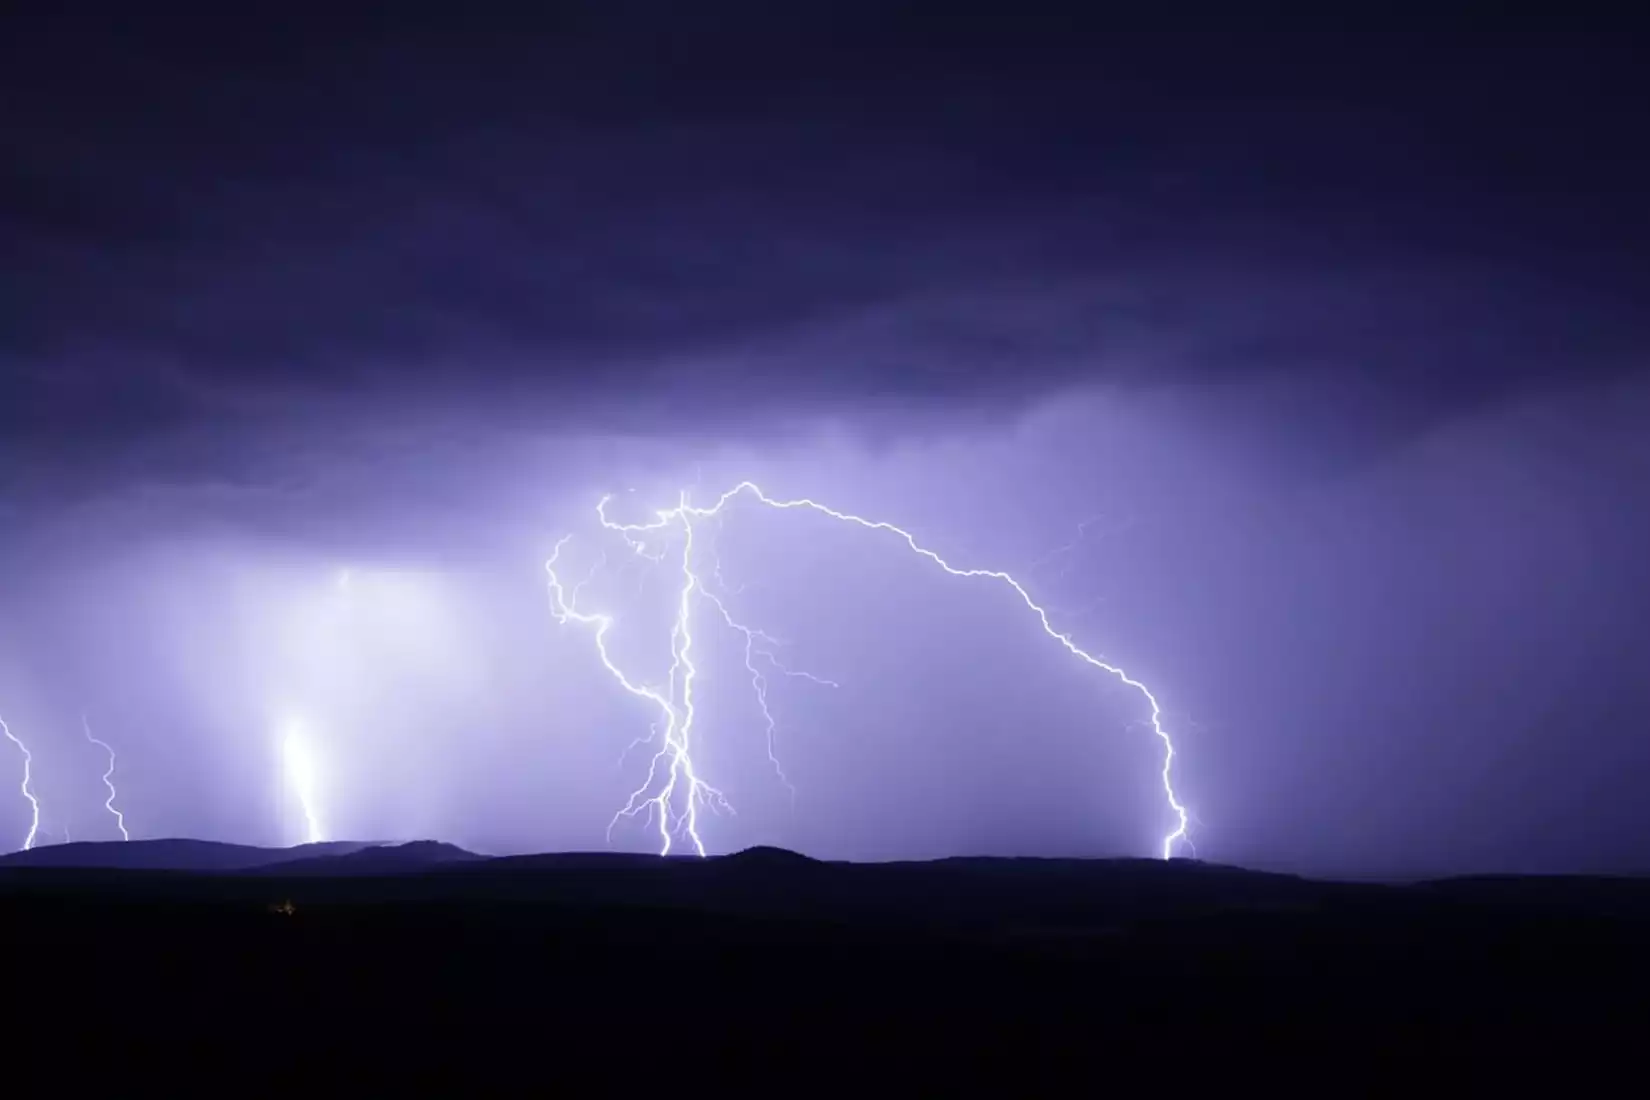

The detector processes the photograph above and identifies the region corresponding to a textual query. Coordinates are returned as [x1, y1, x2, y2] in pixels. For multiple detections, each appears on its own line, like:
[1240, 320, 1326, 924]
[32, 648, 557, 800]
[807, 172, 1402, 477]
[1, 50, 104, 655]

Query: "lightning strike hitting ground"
[546, 495, 736, 856]
[0, 714, 41, 852]
[82, 714, 130, 842]
[282, 725, 324, 845]
[546, 481, 1192, 860]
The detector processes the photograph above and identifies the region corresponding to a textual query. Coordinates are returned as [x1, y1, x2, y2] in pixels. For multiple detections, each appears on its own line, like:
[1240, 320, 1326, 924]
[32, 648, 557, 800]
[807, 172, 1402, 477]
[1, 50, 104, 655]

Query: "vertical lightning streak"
[578, 481, 1191, 860]
[545, 497, 730, 856]
[82, 714, 130, 841]
[0, 715, 40, 852]
[282, 730, 324, 844]
[660, 504, 712, 852]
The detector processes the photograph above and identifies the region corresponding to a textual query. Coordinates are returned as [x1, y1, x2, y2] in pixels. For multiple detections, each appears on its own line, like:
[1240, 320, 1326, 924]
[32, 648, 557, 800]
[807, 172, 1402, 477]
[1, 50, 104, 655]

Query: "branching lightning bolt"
[547, 481, 1192, 860]
[82, 714, 130, 842]
[547, 493, 734, 856]
[0, 714, 41, 852]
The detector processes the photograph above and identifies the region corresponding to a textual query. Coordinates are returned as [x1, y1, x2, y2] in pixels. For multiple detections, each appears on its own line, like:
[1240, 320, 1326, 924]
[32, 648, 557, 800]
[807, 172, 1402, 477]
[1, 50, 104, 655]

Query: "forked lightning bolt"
[546, 481, 1192, 860]
[547, 494, 736, 856]
[0, 714, 41, 852]
[83, 714, 130, 842]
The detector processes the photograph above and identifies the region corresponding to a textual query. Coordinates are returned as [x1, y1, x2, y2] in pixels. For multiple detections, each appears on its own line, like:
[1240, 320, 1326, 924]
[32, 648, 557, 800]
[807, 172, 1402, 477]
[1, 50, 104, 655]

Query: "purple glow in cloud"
[546, 480, 1191, 860]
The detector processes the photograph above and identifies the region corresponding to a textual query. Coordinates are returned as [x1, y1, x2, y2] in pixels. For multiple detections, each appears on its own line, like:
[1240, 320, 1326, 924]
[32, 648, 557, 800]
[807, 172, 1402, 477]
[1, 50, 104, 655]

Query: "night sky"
[3, 8, 1648, 876]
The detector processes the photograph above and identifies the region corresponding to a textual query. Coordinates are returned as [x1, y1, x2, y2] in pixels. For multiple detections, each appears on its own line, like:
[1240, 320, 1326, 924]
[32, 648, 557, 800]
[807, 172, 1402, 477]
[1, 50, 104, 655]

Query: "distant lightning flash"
[0, 714, 40, 852]
[282, 726, 324, 845]
[82, 714, 130, 842]
[546, 481, 1192, 860]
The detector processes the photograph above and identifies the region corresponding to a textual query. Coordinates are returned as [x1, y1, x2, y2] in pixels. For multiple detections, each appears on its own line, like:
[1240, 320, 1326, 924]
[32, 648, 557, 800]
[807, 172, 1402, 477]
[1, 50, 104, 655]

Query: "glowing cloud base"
[546, 481, 1191, 860]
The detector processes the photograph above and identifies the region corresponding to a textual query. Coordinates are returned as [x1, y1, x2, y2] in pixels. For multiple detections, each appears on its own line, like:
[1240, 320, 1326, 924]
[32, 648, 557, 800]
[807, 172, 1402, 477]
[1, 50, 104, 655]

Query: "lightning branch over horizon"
[701, 587, 840, 799]
[546, 480, 1192, 860]
[0, 714, 41, 852]
[82, 713, 130, 842]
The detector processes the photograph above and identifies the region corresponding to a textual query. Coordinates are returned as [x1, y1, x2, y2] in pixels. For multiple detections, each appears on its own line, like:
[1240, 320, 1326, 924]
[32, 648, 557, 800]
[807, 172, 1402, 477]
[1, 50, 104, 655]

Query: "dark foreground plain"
[3, 841, 1645, 1086]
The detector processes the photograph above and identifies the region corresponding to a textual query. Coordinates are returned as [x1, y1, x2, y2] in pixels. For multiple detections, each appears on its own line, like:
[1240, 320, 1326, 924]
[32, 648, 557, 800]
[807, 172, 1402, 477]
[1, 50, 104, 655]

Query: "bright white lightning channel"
[282, 727, 324, 845]
[82, 714, 130, 842]
[546, 481, 1192, 861]
[0, 714, 41, 852]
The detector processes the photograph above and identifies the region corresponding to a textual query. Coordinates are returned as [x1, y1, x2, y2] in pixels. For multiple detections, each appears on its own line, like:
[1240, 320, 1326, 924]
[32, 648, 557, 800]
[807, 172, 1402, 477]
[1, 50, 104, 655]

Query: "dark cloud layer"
[4, 8, 1650, 872]
[4, 9, 1647, 499]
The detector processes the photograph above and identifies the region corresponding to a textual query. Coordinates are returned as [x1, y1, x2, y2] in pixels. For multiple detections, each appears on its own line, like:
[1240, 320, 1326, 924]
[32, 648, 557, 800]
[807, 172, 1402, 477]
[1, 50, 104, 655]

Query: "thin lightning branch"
[570, 551, 609, 605]
[1029, 513, 1141, 582]
[82, 714, 130, 841]
[701, 587, 839, 798]
[1029, 513, 1106, 574]
[702, 519, 751, 599]
[571, 550, 668, 773]
[548, 481, 1192, 861]
[1028, 514, 1159, 669]
[0, 714, 40, 852]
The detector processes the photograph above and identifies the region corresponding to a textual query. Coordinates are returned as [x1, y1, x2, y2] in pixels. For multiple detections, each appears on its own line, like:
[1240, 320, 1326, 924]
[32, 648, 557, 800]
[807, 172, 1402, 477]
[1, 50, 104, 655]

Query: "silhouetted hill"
[251, 840, 486, 876]
[2, 842, 1645, 1081]
[0, 837, 376, 872]
[6, 840, 1648, 931]
[722, 843, 821, 866]
[418, 850, 1383, 930]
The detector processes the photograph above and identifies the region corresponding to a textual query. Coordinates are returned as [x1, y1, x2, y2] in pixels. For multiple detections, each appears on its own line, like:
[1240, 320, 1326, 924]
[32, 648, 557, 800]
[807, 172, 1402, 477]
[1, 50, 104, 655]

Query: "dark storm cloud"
[4, 9, 1647, 503]
[5, 9, 1650, 872]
